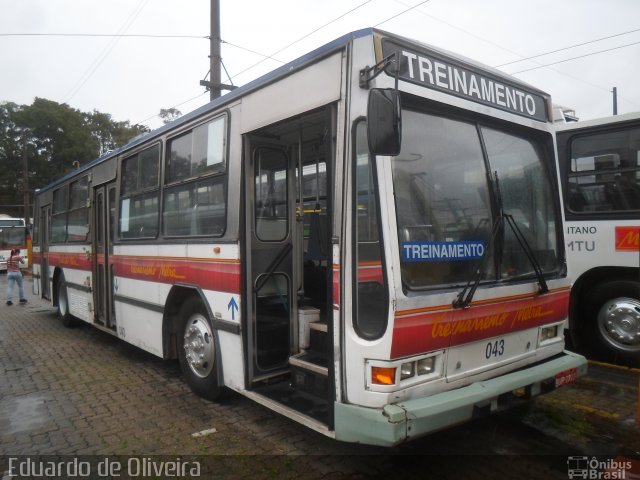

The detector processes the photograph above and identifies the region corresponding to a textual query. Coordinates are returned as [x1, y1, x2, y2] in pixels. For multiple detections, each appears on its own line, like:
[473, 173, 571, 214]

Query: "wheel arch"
[569, 265, 639, 346]
[162, 284, 225, 387]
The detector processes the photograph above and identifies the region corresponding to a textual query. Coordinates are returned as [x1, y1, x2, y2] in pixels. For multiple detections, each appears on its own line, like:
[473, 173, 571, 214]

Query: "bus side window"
[568, 127, 640, 213]
[353, 121, 388, 340]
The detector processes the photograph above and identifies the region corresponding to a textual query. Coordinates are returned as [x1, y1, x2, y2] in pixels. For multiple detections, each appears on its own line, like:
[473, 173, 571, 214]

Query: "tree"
[0, 98, 151, 216]
[87, 110, 149, 156]
[14, 98, 99, 177]
[0, 102, 24, 214]
[159, 107, 182, 124]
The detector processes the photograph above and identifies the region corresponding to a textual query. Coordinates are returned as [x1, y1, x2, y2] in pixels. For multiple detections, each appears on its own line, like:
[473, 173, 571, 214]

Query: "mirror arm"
[359, 52, 398, 88]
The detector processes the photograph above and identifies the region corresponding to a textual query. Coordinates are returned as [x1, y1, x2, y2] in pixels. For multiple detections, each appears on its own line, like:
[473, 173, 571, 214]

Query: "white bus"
[32, 28, 586, 446]
[0, 215, 29, 271]
[556, 112, 640, 366]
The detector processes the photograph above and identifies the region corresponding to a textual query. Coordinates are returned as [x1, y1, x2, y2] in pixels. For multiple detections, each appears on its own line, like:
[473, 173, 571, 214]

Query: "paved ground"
[1, 275, 639, 479]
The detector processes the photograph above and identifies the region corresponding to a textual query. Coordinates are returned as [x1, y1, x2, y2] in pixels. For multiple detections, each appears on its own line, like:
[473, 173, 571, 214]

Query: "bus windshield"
[0, 223, 24, 248]
[392, 108, 560, 290]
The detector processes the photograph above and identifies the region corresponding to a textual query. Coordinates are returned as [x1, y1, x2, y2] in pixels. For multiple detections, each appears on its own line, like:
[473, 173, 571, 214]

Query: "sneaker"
[19, 299, 27, 304]
[6, 301, 12, 306]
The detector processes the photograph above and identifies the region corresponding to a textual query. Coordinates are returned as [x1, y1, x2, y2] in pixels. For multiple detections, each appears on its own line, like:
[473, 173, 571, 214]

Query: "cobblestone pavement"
[1, 275, 639, 479]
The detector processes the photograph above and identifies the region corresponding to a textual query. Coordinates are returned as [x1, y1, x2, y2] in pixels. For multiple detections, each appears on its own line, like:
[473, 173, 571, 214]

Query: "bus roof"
[556, 111, 640, 132]
[38, 27, 551, 193]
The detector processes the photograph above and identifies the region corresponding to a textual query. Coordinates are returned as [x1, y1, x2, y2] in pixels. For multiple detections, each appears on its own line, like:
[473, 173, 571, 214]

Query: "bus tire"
[584, 280, 640, 367]
[177, 297, 223, 400]
[56, 274, 77, 328]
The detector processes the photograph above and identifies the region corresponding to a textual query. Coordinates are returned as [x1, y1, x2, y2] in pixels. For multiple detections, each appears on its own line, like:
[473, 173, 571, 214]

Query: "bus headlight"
[540, 325, 558, 341]
[539, 323, 563, 346]
[400, 362, 415, 380]
[417, 357, 435, 375]
[367, 352, 443, 391]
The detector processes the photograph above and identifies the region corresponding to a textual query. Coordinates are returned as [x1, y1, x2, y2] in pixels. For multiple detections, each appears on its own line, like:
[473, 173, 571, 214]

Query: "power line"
[496, 27, 640, 67]
[135, 91, 208, 126]
[390, 0, 640, 109]
[227, 0, 374, 83]
[0, 33, 206, 39]
[221, 39, 286, 64]
[392, 0, 519, 59]
[510, 40, 640, 74]
[374, 0, 431, 27]
[63, 0, 151, 102]
[227, 0, 432, 84]
[137, 1, 377, 126]
[143, 1, 436, 126]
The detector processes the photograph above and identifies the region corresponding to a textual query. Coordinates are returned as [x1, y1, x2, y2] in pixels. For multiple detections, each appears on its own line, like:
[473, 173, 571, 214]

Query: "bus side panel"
[49, 246, 93, 323]
[240, 52, 343, 134]
[32, 247, 41, 296]
[115, 277, 164, 357]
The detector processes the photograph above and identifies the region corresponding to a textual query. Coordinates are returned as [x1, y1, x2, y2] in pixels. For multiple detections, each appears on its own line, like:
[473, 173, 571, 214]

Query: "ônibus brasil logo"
[567, 456, 632, 480]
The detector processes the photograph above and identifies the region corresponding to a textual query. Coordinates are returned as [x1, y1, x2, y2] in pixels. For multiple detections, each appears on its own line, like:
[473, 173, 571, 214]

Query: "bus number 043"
[485, 339, 505, 359]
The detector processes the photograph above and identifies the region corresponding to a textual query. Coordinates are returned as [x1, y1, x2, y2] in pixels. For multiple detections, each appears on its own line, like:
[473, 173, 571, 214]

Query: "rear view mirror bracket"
[362, 51, 402, 156]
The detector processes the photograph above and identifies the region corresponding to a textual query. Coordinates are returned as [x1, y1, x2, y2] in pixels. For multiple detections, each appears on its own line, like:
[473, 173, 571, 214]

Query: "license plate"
[555, 367, 578, 388]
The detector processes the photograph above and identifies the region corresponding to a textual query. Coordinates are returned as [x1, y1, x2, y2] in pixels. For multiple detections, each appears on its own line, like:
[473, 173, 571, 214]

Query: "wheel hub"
[598, 297, 640, 351]
[183, 315, 214, 378]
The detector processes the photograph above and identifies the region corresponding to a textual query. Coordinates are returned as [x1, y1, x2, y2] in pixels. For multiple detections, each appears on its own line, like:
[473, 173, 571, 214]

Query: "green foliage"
[159, 107, 182, 124]
[0, 98, 150, 216]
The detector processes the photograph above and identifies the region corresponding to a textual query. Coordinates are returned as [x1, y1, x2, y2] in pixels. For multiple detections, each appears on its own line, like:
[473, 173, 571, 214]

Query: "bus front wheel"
[177, 297, 223, 400]
[585, 280, 640, 367]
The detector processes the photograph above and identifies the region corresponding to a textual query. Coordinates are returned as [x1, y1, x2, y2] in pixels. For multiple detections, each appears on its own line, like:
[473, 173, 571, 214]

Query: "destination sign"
[382, 39, 548, 122]
[401, 241, 485, 263]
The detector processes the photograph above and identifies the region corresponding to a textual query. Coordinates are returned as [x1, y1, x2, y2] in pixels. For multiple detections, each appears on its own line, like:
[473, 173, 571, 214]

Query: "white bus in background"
[32, 28, 587, 446]
[556, 112, 640, 366]
[0, 215, 28, 271]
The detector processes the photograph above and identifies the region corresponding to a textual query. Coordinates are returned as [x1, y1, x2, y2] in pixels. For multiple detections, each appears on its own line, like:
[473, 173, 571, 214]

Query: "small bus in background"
[556, 112, 640, 366]
[0, 215, 28, 272]
[31, 28, 586, 445]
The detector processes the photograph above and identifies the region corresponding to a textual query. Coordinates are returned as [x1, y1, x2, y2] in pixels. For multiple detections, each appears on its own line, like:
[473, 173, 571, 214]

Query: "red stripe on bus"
[36, 252, 242, 294]
[391, 289, 569, 359]
[46, 252, 93, 271]
[112, 256, 241, 294]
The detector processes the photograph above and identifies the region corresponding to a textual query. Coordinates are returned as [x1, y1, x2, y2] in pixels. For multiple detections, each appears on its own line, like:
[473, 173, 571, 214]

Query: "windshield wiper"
[503, 212, 549, 294]
[453, 172, 548, 309]
[452, 215, 502, 309]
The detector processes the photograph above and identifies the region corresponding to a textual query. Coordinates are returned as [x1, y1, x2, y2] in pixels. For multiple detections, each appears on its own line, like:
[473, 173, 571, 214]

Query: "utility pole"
[22, 132, 29, 224]
[209, 0, 221, 100]
[22, 131, 32, 269]
[200, 0, 236, 100]
[612, 87, 618, 115]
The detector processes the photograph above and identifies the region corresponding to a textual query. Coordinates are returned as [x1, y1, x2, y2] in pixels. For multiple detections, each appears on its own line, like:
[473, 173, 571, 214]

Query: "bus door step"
[289, 352, 328, 398]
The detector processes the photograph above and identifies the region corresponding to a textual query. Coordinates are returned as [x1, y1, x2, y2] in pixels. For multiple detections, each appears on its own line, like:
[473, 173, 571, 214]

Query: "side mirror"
[367, 88, 402, 156]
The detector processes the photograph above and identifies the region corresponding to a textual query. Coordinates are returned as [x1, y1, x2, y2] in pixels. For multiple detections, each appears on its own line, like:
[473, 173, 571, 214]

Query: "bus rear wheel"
[585, 280, 640, 367]
[177, 297, 223, 400]
[56, 274, 77, 328]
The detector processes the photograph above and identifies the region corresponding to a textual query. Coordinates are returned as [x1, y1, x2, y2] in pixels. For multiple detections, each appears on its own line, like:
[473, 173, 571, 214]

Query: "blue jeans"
[7, 271, 25, 302]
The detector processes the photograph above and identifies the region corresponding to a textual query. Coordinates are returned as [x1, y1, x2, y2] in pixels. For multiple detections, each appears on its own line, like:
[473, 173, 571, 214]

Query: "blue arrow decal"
[228, 297, 238, 321]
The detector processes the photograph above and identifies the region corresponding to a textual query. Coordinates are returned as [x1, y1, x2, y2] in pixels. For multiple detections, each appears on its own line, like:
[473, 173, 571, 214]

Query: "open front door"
[242, 108, 334, 426]
[246, 142, 296, 382]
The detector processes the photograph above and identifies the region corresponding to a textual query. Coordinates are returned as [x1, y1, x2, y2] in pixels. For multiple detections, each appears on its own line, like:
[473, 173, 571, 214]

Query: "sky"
[1, 0, 639, 130]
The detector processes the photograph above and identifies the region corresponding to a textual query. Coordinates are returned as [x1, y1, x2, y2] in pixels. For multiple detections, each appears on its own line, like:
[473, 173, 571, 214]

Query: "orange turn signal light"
[372, 367, 396, 385]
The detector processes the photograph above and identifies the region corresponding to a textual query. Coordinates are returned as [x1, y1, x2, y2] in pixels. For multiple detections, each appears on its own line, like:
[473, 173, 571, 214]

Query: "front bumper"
[334, 350, 587, 446]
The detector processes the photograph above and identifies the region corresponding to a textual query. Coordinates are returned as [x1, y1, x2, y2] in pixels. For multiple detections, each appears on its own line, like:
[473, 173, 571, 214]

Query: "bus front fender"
[334, 350, 587, 446]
